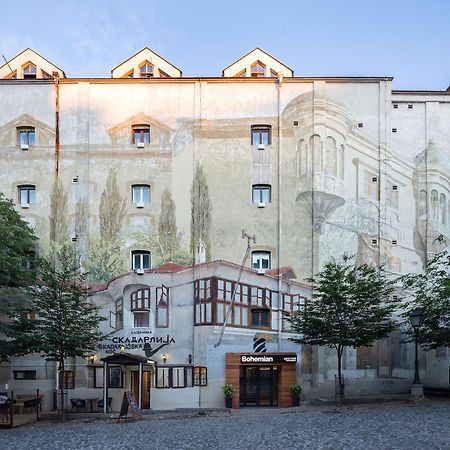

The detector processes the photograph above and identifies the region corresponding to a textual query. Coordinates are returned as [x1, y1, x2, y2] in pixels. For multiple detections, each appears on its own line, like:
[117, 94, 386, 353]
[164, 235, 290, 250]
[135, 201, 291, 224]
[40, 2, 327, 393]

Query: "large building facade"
[1, 47, 450, 410]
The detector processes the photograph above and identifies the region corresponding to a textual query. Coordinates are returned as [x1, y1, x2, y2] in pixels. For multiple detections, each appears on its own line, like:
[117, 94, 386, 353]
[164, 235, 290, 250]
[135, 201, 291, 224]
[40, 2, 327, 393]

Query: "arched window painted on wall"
[339, 145, 344, 179]
[311, 135, 321, 172]
[419, 190, 427, 216]
[297, 139, 306, 176]
[440, 193, 447, 226]
[325, 137, 337, 176]
[431, 190, 439, 221]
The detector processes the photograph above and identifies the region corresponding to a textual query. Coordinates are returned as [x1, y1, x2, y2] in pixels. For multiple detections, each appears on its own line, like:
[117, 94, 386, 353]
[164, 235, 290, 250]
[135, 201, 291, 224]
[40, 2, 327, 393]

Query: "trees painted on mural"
[288, 254, 398, 403]
[402, 242, 450, 349]
[190, 162, 212, 260]
[49, 176, 68, 245]
[87, 169, 127, 281]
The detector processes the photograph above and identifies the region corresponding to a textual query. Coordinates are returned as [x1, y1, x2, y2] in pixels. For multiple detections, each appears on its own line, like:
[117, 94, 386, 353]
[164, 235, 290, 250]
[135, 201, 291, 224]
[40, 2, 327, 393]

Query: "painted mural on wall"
[49, 176, 68, 245]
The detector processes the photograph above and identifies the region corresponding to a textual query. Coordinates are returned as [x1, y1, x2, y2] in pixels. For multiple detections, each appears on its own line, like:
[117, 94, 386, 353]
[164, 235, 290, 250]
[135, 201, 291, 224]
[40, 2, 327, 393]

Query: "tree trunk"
[59, 358, 66, 422]
[337, 346, 344, 405]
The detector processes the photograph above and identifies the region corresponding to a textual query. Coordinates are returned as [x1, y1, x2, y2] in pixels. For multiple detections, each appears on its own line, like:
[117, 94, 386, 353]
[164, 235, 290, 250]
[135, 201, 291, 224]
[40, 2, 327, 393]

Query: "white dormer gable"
[111, 47, 182, 78]
[0, 48, 65, 79]
[222, 47, 293, 78]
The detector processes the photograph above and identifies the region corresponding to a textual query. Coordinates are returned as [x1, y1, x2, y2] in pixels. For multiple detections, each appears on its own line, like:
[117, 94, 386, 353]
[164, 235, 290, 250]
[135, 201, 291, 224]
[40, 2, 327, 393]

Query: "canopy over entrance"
[99, 352, 154, 413]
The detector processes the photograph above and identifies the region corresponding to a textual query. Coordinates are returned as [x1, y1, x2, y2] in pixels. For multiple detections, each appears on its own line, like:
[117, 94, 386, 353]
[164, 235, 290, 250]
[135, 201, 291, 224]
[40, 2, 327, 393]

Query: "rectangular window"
[386, 183, 399, 210]
[132, 251, 151, 270]
[251, 125, 271, 145]
[18, 127, 35, 146]
[193, 367, 207, 386]
[156, 285, 169, 327]
[131, 289, 150, 311]
[18, 185, 36, 205]
[93, 367, 123, 388]
[63, 371, 75, 389]
[364, 171, 379, 201]
[134, 311, 150, 328]
[194, 278, 213, 325]
[132, 126, 151, 143]
[252, 185, 271, 203]
[156, 366, 192, 388]
[13, 370, 36, 380]
[116, 298, 123, 330]
[132, 185, 151, 203]
[252, 251, 271, 271]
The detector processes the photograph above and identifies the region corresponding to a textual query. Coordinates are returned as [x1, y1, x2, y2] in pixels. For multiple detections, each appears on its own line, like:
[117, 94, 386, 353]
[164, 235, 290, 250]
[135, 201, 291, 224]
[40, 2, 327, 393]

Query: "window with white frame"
[18, 127, 35, 146]
[252, 251, 271, 271]
[132, 125, 150, 144]
[139, 61, 153, 78]
[23, 63, 36, 79]
[131, 250, 151, 270]
[251, 125, 271, 145]
[155, 366, 193, 388]
[252, 184, 271, 204]
[132, 185, 151, 204]
[18, 185, 36, 206]
[250, 61, 266, 78]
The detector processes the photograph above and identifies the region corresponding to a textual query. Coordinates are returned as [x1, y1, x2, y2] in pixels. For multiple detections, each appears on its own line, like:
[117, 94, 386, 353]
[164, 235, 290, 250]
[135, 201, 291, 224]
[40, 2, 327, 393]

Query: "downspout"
[53, 72, 60, 176]
[277, 74, 283, 352]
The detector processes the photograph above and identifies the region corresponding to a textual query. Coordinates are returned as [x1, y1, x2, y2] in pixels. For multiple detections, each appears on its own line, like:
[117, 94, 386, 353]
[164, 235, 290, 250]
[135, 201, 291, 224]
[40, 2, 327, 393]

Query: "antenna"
[2, 54, 13, 74]
[214, 230, 256, 348]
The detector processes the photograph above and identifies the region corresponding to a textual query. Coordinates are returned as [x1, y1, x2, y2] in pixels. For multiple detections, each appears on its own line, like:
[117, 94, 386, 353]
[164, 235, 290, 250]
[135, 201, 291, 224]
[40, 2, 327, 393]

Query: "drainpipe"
[53, 72, 60, 176]
[277, 73, 283, 352]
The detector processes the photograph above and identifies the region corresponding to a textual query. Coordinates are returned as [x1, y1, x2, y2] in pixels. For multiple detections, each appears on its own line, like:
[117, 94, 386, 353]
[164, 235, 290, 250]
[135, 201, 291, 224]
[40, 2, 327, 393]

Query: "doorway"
[239, 366, 278, 407]
[131, 371, 152, 409]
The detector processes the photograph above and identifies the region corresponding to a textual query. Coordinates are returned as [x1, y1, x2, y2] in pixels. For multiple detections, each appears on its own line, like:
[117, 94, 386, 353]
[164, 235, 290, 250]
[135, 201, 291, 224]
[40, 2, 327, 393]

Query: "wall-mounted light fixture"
[162, 354, 167, 364]
[120, 345, 125, 353]
[88, 355, 95, 365]
[188, 354, 192, 365]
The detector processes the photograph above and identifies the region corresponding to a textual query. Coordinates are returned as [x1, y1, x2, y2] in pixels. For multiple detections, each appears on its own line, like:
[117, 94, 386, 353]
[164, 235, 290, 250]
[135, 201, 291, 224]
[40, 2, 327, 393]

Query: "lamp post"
[409, 308, 424, 397]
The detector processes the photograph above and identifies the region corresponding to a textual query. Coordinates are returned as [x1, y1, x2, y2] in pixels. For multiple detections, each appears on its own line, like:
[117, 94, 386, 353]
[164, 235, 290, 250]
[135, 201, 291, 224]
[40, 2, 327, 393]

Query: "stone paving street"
[1, 402, 450, 450]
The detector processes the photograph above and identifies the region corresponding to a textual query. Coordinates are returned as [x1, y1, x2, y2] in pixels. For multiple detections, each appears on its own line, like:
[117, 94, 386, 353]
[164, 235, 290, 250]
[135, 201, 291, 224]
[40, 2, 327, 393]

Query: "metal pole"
[138, 362, 143, 410]
[413, 328, 421, 384]
[103, 361, 108, 414]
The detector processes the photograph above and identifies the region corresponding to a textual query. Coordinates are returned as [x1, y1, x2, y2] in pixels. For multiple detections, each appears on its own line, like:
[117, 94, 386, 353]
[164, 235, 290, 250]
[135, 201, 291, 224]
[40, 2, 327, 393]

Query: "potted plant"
[222, 384, 234, 408]
[290, 384, 302, 407]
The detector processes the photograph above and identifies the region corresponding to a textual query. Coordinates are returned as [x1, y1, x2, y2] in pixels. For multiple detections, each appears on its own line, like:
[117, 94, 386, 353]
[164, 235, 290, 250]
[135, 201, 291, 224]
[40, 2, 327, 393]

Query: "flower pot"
[291, 394, 300, 407]
[225, 396, 232, 408]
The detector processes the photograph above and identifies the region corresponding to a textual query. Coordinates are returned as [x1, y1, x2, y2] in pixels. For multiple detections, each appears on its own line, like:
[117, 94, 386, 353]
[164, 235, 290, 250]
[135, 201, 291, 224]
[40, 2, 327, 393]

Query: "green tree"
[0, 194, 37, 289]
[288, 255, 397, 403]
[8, 246, 105, 420]
[402, 244, 450, 349]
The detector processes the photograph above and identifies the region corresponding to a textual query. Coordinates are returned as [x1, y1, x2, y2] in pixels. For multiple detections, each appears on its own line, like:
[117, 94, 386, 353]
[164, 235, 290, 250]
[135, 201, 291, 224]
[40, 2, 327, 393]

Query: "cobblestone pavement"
[1, 402, 450, 450]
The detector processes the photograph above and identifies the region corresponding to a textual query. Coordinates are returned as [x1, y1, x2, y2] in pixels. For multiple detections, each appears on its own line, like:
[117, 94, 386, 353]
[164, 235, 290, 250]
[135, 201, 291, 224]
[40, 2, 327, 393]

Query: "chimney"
[195, 240, 206, 265]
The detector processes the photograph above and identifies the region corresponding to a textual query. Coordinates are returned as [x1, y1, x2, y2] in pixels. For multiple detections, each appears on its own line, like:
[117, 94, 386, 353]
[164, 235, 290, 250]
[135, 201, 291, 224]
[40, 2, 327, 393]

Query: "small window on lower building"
[252, 185, 271, 204]
[13, 370, 36, 380]
[193, 366, 207, 386]
[252, 251, 271, 271]
[108, 367, 123, 388]
[18, 185, 36, 206]
[62, 371, 75, 389]
[132, 185, 151, 204]
[251, 308, 270, 327]
[131, 250, 151, 270]
[134, 311, 150, 328]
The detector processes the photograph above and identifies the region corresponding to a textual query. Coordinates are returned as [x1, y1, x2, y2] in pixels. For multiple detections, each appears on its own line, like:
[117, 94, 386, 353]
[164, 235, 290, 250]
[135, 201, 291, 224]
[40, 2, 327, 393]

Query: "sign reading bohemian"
[240, 354, 297, 364]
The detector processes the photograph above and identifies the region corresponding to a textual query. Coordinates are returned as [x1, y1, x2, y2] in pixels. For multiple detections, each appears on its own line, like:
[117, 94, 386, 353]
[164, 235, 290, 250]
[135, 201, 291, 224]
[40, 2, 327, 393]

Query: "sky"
[0, 0, 449, 90]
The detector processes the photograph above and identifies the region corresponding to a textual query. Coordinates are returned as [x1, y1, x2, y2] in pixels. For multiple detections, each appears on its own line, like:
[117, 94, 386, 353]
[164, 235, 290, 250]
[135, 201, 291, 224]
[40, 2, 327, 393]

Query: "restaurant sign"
[240, 354, 297, 364]
[98, 332, 175, 353]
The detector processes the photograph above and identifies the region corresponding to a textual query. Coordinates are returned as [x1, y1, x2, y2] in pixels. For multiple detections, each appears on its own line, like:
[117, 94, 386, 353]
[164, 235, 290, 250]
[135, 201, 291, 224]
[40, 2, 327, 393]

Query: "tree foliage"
[402, 244, 450, 349]
[158, 189, 182, 262]
[0, 193, 37, 289]
[49, 177, 69, 245]
[288, 254, 398, 402]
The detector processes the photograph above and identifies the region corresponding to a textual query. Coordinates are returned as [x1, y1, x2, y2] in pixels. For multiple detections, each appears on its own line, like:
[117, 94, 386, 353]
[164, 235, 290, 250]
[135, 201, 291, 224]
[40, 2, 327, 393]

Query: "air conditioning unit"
[136, 142, 145, 149]
[392, 185, 398, 191]
[72, 176, 79, 183]
[257, 269, 266, 275]
[21, 203, 29, 209]
[21, 144, 29, 151]
[136, 202, 144, 208]
[391, 240, 398, 245]
[135, 268, 145, 275]
[371, 238, 378, 245]
[71, 235, 78, 243]
[257, 143, 265, 150]
[257, 202, 266, 208]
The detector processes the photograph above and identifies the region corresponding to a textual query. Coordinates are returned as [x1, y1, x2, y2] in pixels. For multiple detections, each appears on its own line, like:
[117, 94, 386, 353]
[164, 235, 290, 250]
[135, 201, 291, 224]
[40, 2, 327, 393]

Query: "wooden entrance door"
[132, 371, 151, 409]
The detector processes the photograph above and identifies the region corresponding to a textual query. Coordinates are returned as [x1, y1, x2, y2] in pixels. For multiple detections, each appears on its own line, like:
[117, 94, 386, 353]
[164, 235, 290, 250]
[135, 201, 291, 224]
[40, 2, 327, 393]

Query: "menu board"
[117, 391, 141, 422]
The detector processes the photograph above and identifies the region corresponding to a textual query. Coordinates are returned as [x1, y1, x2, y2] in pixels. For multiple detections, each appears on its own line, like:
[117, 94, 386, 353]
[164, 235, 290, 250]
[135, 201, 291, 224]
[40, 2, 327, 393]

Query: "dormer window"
[139, 61, 153, 78]
[42, 71, 52, 79]
[250, 61, 266, 78]
[234, 69, 246, 78]
[270, 69, 278, 78]
[132, 125, 150, 144]
[18, 127, 35, 147]
[159, 69, 170, 78]
[251, 125, 271, 145]
[23, 63, 37, 79]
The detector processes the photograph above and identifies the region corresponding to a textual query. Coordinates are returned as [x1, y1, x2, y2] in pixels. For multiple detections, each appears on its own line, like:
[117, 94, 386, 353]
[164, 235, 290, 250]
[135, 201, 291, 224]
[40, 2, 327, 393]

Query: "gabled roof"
[111, 47, 182, 78]
[0, 48, 66, 79]
[222, 47, 294, 77]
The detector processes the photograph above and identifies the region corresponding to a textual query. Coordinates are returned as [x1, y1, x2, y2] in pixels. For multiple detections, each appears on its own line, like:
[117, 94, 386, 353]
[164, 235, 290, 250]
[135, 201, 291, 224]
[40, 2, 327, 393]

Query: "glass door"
[239, 366, 278, 407]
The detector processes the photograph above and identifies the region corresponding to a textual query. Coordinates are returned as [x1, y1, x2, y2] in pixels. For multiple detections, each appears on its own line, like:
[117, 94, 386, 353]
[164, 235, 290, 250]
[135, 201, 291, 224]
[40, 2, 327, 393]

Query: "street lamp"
[409, 307, 423, 386]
